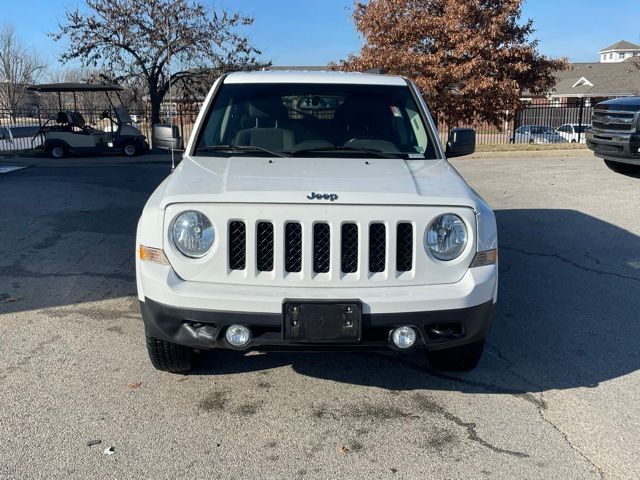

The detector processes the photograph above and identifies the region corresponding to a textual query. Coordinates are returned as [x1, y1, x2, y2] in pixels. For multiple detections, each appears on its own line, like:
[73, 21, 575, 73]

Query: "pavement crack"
[412, 393, 529, 458]
[501, 245, 640, 284]
[536, 394, 606, 479]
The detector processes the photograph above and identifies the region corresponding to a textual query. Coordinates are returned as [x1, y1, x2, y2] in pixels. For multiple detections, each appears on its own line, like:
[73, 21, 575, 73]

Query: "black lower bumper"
[586, 132, 640, 162]
[140, 297, 495, 352]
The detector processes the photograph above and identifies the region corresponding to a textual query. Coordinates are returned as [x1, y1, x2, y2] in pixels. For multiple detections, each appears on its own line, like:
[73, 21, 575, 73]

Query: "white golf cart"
[27, 83, 149, 158]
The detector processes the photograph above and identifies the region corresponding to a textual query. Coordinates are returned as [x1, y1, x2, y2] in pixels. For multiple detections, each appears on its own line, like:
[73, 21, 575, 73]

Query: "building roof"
[548, 61, 640, 98]
[224, 70, 407, 86]
[599, 40, 640, 52]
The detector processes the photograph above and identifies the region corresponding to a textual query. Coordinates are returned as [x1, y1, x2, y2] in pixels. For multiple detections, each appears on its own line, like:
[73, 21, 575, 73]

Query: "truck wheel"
[426, 340, 485, 372]
[123, 142, 137, 157]
[146, 334, 193, 373]
[604, 160, 640, 176]
[48, 144, 66, 159]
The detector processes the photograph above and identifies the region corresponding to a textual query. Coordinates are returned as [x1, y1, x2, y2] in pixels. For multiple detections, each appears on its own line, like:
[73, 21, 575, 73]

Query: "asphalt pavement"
[1, 151, 639, 479]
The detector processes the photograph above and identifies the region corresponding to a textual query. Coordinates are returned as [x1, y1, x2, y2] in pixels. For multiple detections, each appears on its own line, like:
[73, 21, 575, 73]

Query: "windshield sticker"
[408, 153, 425, 159]
[390, 106, 403, 117]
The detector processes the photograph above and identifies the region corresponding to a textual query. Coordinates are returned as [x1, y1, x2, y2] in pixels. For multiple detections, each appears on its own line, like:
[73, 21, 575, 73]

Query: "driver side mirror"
[446, 128, 476, 157]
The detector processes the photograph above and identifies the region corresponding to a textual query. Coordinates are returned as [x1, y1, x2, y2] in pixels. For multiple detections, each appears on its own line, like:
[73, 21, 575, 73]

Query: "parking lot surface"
[1, 152, 639, 479]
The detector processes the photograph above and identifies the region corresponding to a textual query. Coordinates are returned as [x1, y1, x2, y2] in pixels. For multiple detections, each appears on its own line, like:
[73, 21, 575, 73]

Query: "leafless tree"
[52, 0, 267, 124]
[0, 24, 46, 120]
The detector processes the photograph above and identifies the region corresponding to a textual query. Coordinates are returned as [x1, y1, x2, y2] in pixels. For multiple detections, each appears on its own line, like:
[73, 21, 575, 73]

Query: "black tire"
[426, 340, 485, 372]
[48, 143, 66, 159]
[146, 334, 193, 373]
[122, 141, 137, 157]
[604, 159, 640, 176]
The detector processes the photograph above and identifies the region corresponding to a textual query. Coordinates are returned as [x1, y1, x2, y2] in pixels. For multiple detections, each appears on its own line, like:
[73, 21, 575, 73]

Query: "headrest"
[248, 98, 286, 118]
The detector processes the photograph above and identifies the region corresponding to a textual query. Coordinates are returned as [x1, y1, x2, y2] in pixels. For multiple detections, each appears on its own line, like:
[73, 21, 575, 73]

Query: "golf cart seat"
[56, 111, 68, 124]
[66, 111, 103, 134]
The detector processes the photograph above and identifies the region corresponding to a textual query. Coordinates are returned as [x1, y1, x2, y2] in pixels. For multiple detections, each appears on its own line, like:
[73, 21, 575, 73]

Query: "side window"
[0, 127, 9, 141]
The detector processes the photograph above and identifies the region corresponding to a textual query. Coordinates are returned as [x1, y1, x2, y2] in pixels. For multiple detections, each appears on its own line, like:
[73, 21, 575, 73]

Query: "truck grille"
[227, 219, 415, 276]
[592, 111, 637, 133]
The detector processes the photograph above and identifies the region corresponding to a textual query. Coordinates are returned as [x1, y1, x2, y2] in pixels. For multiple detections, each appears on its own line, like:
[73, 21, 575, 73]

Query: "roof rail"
[364, 68, 387, 75]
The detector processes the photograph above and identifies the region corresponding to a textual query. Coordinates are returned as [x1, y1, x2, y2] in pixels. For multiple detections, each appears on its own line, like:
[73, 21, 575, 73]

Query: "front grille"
[256, 222, 274, 272]
[341, 223, 359, 273]
[224, 218, 418, 279]
[284, 223, 302, 272]
[592, 111, 636, 132]
[369, 223, 386, 273]
[313, 223, 331, 273]
[228, 221, 246, 270]
[396, 223, 413, 272]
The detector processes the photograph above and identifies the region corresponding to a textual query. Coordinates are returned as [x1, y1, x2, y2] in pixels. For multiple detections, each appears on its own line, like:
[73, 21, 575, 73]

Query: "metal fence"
[437, 98, 593, 145]
[1, 98, 595, 152]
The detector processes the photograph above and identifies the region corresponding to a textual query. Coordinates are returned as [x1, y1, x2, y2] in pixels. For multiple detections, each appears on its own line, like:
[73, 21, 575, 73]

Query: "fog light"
[225, 325, 251, 347]
[391, 326, 417, 349]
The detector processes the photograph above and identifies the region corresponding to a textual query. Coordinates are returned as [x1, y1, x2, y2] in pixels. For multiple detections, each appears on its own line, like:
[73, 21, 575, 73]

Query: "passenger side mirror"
[446, 128, 476, 157]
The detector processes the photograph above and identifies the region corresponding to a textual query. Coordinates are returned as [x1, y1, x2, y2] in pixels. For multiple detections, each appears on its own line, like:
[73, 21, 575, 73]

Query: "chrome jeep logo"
[307, 192, 338, 201]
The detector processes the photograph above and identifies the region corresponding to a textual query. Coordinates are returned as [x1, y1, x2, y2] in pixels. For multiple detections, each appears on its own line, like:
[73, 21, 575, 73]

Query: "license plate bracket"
[283, 300, 362, 343]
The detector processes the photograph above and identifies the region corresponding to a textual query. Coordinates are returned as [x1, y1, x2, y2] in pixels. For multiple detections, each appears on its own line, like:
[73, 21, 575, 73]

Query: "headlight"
[171, 211, 215, 258]
[426, 214, 467, 260]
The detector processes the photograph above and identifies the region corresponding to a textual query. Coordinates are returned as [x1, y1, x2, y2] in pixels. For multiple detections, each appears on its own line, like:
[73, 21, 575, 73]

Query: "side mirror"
[446, 128, 476, 157]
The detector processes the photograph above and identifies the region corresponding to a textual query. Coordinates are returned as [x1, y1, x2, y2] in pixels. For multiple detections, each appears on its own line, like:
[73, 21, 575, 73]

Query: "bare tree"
[52, 0, 267, 124]
[0, 24, 46, 120]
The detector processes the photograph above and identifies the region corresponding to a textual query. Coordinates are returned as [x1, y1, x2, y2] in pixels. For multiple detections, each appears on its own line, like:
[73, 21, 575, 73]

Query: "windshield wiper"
[287, 145, 400, 159]
[195, 144, 290, 158]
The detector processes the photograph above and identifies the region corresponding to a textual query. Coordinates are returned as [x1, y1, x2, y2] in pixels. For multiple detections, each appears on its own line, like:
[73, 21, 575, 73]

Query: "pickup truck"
[135, 70, 498, 373]
[586, 97, 640, 174]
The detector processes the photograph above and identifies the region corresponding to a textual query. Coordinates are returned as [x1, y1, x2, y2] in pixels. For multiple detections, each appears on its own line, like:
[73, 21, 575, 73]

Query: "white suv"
[136, 71, 498, 373]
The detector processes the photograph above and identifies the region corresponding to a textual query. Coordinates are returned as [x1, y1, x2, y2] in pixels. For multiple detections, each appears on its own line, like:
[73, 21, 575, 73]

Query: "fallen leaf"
[127, 382, 142, 389]
[87, 439, 102, 447]
[103, 446, 116, 455]
[337, 445, 349, 454]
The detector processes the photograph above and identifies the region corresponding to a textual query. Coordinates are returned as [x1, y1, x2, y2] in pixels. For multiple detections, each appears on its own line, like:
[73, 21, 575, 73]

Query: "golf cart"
[27, 83, 149, 158]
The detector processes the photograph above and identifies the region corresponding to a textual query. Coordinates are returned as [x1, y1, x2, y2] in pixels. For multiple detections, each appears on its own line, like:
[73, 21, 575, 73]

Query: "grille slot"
[341, 223, 359, 273]
[256, 222, 274, 272]
[313, 223, 331, 273]
[228, 221, 246, 270]
[284, 222, 302, 272]
[369, 223, 386, 273]
[396, 223, 414, 272]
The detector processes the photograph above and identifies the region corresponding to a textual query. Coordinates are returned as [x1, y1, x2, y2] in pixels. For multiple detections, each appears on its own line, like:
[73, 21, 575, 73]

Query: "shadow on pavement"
[1, 161, 639, 393]
[193, 208, 640, 394]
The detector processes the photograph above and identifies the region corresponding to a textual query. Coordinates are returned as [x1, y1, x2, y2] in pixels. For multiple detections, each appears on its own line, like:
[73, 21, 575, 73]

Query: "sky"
[4, 0, 640, 73]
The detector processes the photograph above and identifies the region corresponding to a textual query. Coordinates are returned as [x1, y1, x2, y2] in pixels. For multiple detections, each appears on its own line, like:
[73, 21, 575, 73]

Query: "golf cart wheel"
[571, 139, 577, 143]
[123, 142, 137, 157]
[426, 340, 485, 372]
[48, 144, 66, 159]
[146, 334, 193, 373]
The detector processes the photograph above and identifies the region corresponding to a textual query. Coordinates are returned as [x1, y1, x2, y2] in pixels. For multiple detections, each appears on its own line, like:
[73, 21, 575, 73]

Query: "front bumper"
[586, 131, 640, 164]
[138, 262, 498, 352]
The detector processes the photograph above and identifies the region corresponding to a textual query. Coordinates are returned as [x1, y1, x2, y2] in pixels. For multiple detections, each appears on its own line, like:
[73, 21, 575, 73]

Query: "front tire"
[146, 334, 193, 373]
[123, 142, 137, 157]
[48, 144, 66, 159]
[426, 340, 485, 372]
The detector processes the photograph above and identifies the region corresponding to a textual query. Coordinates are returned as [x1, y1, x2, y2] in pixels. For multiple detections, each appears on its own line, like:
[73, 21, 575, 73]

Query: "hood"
[159, 155, 479, 209]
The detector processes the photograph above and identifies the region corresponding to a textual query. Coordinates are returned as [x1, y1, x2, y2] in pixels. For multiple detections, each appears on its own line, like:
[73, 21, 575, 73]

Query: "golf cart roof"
[27, 83, 123, 93]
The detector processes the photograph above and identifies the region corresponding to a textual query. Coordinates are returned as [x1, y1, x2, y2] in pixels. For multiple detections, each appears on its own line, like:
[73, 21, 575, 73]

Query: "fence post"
[511, 108, 520, 143]
[577, 97, 585, 143]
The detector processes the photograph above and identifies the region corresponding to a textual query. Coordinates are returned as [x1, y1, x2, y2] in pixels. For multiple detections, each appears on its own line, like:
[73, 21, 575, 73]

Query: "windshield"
[530, 126, 556, 135]
[194, 82, 439, 159]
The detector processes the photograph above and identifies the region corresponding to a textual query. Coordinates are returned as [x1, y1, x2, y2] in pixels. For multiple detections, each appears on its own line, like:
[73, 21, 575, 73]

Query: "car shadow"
[192, 208, 640, 394]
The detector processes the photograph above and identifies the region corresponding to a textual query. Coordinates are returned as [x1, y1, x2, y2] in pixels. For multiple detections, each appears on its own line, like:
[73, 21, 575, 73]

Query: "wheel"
[146, 334, 193, 373]
[528, 139, 534, 144]
[123, 142, 137, 157]
[48, 144, 66, 159]
[571, 139, 576, 143]
[426, 340, 485, 372]
[604, 159, 640, 176]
